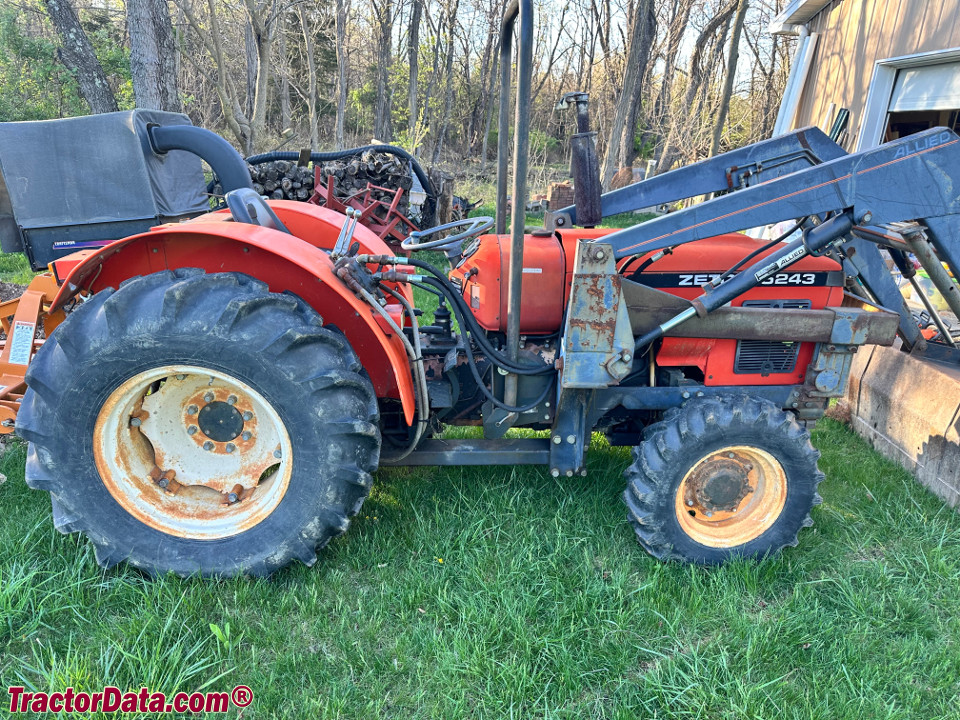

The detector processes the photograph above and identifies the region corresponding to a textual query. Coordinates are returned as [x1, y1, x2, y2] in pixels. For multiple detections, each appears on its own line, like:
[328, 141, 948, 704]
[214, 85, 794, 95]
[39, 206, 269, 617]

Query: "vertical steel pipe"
[495, 0, 533, 409]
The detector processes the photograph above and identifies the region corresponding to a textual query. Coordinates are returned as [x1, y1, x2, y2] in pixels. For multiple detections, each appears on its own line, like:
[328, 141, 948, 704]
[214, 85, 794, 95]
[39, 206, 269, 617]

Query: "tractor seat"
[225, 188, 292, 234]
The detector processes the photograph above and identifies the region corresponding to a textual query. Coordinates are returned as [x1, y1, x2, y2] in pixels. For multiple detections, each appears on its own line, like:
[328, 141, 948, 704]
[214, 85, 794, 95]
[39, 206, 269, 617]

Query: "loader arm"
[549, 126, 848, 227]
[593, 128, 960, 355]
[601, 128, 960, 260]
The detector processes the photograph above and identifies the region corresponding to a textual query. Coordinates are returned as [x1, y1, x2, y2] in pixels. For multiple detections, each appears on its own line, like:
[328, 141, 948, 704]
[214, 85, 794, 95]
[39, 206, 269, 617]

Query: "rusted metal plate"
[561, 241, 634, 388]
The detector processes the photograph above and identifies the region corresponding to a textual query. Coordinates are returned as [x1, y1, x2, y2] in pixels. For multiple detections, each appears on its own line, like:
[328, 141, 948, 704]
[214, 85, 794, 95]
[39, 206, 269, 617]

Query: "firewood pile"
[247, 161, 315, 200]
[313, 151, 415, 217]
[210, 151, 418, 216]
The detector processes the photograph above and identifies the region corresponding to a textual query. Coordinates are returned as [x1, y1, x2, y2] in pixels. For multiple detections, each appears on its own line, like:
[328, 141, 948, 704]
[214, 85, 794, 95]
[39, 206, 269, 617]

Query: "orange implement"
[0, 274, 64, 433]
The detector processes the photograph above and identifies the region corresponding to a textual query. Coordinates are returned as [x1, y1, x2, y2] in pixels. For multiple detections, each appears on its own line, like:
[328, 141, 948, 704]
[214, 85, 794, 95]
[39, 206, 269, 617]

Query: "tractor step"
[382, 438, 550, 466]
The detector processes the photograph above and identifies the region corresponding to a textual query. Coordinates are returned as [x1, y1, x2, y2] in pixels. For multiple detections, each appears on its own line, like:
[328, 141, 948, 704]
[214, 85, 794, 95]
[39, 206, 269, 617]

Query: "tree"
[408, 0, 423, 151]
[655, 0, 741, 174]
[431, 0, 459, 163]
[334, 0, 349, 147]
[174, 0, 279, 152]
[298, 4, 319, 147]
[600, 0, 656, 187]
[42, 0, 118, 113]
[127, 0, 181, 112]
[710, 0, 749, 156]
[371, 0, 393, 140]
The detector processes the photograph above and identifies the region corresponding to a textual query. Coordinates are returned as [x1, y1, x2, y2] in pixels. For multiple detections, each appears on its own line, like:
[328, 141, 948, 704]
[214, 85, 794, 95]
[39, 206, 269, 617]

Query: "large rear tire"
[18, 269, 380, 577]
[623, 395, 823, 564]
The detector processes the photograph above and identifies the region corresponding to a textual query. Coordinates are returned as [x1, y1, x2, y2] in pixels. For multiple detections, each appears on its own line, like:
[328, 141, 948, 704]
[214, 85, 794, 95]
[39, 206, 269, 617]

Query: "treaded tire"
[17, 269, 380, 577]
[623, 394, 823, 564]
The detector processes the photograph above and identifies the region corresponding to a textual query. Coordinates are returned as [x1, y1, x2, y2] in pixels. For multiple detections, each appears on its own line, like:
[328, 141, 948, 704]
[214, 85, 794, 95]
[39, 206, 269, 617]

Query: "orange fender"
[52, 202, 416, 425]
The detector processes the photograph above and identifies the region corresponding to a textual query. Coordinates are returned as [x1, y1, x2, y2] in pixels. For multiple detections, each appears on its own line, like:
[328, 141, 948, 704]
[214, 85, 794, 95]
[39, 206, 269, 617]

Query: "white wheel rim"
[94, 365, 293, 540]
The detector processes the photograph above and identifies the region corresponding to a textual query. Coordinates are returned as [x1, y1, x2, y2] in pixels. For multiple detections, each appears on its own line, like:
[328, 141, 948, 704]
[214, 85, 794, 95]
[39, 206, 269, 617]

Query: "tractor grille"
[734, 300, 811, 376]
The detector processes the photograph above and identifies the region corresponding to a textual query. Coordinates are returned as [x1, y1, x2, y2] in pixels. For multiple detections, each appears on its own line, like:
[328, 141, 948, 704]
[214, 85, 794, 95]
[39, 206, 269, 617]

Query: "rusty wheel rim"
[674, 445, 787, 548]
[94, 366, 293, 540]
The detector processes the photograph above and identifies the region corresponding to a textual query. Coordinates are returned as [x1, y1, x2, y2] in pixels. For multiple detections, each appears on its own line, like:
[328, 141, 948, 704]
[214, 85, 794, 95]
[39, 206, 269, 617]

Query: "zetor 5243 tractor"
[4, 4, 960, 577]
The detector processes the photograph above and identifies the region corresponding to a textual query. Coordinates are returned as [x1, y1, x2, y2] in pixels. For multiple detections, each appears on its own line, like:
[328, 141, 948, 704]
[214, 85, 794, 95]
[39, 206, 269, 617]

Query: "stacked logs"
[212, 151, 418, 219]
[249, 161, 316, 201]
[211, 160, 315, 201]
[314, 151, 415, 217]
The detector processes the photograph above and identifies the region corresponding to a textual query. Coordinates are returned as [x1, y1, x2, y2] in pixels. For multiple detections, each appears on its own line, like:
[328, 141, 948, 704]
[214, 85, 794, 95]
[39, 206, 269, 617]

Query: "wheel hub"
[674, 445, 787, 548]
[197, 401, 244, 442]
[687, 456, 754, 513]
[94, 366, 292, 540]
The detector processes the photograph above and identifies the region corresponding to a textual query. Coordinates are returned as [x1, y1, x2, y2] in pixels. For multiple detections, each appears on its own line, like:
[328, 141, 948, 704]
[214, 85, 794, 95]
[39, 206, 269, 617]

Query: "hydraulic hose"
[404, 255, 554, 375]
[419, 276, 554, 376]
[438, 287, 556, 413]
[245, 145, 436, 201]
[401, 256, 552, 372]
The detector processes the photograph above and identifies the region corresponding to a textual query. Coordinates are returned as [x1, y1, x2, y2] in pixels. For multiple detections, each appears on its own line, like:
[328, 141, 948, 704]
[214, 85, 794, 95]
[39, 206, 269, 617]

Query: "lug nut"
[157, 478, 169, 489]
[728, 452, 735, 459]
[552, 435, 562, 445]
[175, 374, 186, 380]
[241, 431, 252, 441]
[687, 500, 694, 507]
[129, 417, 141, 427]
[187, 405, 198, 415]
[274, 449, 282, 458]
[242, 411, 253, 421]
[706, 511, 714, 517]
[227, 395, 238, 405]
[204, 392, 215, 403]
[226, 443, 236, 453]
[203, 441, 214, 451]
[227, 492, 238, 503]
[188, 426, 198, 436]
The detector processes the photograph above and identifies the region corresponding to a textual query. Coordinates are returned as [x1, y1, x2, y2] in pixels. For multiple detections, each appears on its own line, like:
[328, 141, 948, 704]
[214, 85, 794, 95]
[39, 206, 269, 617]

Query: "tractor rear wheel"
[18, 269, 380, 577]
[623, 395, 823, 564]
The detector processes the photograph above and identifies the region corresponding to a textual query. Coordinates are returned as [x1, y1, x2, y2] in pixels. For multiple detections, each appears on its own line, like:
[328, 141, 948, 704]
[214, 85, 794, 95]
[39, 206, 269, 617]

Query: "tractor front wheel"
[623, 395, 823, 564]
[18, 269, 380, 577]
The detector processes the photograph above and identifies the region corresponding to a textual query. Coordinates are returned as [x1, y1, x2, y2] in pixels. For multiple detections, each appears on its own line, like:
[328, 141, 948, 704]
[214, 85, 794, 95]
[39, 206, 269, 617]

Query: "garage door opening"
[884, 61, 960, 141]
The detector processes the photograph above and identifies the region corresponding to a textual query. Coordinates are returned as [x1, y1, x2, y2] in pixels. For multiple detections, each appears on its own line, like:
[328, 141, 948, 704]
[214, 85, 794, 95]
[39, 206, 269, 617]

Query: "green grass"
[0, 252, 36, 285]
[1, 419, 960, 718]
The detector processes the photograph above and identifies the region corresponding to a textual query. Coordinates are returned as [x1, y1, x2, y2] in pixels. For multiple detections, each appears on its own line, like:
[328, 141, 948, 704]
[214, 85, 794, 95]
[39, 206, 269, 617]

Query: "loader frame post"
[496, 0, 534, 411]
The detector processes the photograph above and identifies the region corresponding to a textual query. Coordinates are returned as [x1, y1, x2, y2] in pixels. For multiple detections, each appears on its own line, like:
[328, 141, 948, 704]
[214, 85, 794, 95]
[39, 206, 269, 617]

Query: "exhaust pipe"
[556, 92, 602, 228]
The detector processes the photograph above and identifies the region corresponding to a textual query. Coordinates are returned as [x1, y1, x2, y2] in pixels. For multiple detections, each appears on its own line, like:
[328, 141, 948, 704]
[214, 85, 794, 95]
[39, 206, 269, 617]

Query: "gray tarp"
[0, 110, 209, 262]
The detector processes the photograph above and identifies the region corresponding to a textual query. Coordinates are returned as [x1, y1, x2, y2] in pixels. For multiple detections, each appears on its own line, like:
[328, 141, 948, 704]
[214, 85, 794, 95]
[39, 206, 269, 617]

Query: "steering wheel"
[401, 216, 494, 251]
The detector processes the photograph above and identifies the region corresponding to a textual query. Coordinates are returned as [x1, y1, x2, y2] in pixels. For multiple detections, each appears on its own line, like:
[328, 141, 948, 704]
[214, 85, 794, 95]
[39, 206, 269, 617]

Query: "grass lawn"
[1, 419, 959, 718]
[0, 252, 36, 285]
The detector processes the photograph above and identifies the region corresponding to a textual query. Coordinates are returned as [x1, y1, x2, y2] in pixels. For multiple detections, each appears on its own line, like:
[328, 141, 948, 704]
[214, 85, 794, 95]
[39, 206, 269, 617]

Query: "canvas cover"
[0, 110, 209, 264]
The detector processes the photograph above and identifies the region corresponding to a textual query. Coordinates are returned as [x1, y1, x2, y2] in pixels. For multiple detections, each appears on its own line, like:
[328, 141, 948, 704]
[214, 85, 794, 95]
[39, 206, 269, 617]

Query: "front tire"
[18, 269, 380, 577]
[623, 395, 823, 564]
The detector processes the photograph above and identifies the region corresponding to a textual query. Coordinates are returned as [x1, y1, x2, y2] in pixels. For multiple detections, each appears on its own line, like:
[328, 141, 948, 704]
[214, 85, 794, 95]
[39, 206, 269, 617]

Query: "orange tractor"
[1, 1, 958, 577]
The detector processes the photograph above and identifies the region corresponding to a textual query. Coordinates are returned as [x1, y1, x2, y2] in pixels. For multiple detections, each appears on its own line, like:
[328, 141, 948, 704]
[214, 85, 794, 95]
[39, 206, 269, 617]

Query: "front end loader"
[1, 0, 958, 576]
